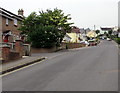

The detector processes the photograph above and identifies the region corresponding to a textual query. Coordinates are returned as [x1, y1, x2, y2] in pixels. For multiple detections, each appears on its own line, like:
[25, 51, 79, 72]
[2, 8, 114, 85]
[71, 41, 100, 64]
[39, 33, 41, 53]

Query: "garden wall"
[63, 43, 86, 49]
[31, 46, 58, 53]
[31, 43, 86, 53]
[1, 40, 31, 62]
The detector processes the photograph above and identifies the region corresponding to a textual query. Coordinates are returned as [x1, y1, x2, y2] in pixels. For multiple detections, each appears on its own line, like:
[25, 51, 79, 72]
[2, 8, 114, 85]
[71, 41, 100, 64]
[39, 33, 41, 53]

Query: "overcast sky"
[1, 0, 119, 29]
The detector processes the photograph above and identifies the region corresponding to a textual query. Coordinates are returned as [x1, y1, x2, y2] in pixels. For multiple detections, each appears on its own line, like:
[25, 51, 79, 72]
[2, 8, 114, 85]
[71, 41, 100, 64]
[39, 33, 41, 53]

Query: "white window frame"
[6, 18, 9, 25]
[14, 19, 17, 26]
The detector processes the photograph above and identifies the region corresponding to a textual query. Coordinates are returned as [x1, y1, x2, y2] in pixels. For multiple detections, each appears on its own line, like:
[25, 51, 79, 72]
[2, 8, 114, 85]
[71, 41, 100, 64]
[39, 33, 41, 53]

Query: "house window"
[14, 19, 17, 26]
[6, 18, 9, 26]
[3, 35, 9, 42]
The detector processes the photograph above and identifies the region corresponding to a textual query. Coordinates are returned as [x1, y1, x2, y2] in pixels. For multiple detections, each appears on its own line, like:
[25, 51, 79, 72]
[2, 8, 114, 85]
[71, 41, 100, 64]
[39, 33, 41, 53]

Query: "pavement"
[1, 56, 46, 75]
[2, 40, 119, 91]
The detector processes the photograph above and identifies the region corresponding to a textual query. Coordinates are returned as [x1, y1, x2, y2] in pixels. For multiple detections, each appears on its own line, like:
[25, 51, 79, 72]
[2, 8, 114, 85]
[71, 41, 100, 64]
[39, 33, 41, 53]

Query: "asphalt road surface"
[2, 40, 119, 91]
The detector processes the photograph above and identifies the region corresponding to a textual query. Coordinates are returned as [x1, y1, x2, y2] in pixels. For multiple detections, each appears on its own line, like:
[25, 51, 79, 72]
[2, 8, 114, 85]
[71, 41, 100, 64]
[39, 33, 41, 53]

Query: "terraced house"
[0, 8, 30, 61]
[0, 7, 24, 43]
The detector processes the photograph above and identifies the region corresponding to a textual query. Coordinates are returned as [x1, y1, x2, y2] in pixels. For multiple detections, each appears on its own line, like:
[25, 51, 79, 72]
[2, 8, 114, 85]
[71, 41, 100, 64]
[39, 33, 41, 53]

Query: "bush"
[28, 25, 64, 48]
[66, 44, 68, 49]
[114, 38, 120, 44]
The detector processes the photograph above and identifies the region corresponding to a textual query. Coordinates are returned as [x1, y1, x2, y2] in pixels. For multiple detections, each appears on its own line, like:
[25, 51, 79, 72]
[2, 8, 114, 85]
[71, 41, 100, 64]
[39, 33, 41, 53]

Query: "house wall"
[0, 16, 2, 40]
[67, 33, 80, 43]
[2, 17, 21, 33]
[2, 16, 21, 42]
[0, 15, 2, 60]
[100, 30, 108, 34]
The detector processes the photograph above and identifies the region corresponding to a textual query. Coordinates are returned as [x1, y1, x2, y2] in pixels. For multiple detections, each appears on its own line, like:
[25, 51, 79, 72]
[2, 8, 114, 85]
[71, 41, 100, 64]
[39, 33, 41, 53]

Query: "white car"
[107, 38, 111, 41]
[84, 41, 89, 45]
[80, 41, 89, 46]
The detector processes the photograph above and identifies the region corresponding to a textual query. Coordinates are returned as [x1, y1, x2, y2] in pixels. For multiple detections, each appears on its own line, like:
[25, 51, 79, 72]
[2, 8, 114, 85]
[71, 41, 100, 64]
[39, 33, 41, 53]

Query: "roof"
[0, 7, 23, 21]
[67, 33, 80, 43]
[100, 27, 113, 31]
[87, 31, 97, 38]
[65, 34, 72, 39]
[71, 26, 80, 33]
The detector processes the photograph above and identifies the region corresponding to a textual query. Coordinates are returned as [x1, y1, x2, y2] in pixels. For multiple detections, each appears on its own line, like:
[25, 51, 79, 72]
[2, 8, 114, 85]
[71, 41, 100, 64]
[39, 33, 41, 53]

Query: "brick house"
[0, 7, 24, 43]
[0, 8, 30, 61]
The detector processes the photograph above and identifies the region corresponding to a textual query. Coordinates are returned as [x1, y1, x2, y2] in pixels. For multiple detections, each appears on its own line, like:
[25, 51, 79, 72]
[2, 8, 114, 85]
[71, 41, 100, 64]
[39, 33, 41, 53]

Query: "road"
[2, 40, 119, 91]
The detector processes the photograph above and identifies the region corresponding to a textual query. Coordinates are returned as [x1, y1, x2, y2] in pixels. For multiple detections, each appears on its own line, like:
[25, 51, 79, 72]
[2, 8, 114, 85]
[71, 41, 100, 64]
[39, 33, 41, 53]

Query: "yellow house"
[66, 33, 80, 43]
[86, 31, 97, 38]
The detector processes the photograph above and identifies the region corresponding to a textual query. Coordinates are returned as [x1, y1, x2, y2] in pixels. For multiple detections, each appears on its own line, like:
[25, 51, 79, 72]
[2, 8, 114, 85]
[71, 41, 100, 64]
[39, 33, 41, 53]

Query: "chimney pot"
[18, 9, 24, 16]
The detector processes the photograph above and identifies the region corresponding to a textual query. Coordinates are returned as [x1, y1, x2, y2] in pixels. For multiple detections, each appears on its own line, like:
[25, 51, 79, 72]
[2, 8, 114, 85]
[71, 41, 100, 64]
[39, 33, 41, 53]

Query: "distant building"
[112, 26, 118, 35]
[62, 34, 72, 43]
[85, 28, 91, 34]
[71, 26, 80, 33]
[79, 28, 85, 34]
[79, 28, 91, 34]
[100, 27, 113, 34]
[66, 33, 80, 43]
[86, 31, 97, 38]
[100, 27, 118, 35]
[118, 28, 120, 37]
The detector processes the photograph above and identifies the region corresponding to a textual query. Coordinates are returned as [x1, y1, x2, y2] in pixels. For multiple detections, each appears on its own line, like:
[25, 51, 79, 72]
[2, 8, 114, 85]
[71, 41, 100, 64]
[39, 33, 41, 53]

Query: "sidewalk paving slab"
[0, 56, 46, 74]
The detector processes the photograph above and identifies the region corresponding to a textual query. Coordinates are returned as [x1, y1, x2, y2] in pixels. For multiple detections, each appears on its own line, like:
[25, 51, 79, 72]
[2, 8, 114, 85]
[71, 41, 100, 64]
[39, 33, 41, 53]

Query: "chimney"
[18, 9, 24, 16]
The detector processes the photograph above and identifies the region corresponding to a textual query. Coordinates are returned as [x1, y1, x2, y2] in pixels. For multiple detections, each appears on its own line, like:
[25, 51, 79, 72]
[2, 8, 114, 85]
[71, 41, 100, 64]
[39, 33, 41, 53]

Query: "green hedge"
[114, 38, 120, 44]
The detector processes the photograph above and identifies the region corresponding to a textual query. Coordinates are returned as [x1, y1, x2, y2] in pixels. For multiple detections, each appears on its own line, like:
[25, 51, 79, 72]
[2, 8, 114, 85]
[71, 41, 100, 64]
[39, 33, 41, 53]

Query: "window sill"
[14, 24, 18, 27]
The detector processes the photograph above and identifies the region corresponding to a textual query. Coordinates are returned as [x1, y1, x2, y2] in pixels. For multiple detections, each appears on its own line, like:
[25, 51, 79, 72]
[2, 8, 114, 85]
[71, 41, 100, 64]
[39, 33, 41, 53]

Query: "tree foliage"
[19, 8, 73, 48]
[108, 30, 113, 35]
[96, 30, 100, 34]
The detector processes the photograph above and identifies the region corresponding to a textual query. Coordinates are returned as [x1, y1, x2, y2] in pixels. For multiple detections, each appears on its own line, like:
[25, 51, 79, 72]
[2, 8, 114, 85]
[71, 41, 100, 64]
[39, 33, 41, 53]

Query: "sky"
[1, 0, 119, 30]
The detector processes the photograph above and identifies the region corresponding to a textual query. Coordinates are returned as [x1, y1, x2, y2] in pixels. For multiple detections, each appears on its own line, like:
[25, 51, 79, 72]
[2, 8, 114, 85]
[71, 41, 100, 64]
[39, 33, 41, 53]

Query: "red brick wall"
[31, 43, 86, 53]
[2, 46, 10, 61]
[62, 43, 86, 49]
[9, 52, 20, 60]
[31, 46, 57, 53]
[2, 46, 22, 62]
[15, 40, 23, 57]
[2, 40, 24, 61]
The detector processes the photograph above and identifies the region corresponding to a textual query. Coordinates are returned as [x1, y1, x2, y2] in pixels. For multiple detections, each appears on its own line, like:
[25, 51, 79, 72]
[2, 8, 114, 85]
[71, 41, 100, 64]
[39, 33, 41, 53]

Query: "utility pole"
[94, 25, 96, 31]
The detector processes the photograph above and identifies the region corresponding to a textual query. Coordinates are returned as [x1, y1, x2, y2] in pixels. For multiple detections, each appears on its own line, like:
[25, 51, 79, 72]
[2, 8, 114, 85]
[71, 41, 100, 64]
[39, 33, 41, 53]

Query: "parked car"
[88, 40, 97, 46]
[80, 41, 89, 46]
[107, 38, 111, 41]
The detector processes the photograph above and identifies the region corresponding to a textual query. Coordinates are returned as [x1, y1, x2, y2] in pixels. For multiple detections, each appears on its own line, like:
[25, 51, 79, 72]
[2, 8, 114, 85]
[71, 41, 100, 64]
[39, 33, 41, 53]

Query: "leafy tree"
[19, 8, 73, 48]
[96, 30, 100, 34]
[19, 12, 38, 35]
[28, 25, 64, 48]
[104, 32, 108, 36]
[108, 30, 113, 35]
